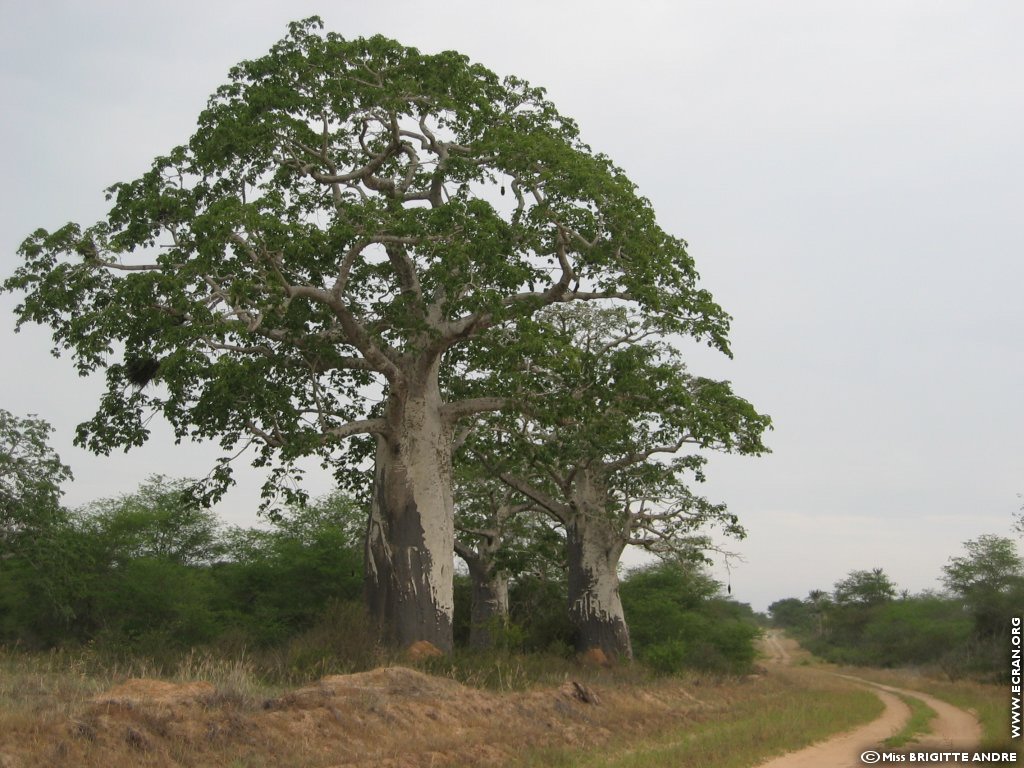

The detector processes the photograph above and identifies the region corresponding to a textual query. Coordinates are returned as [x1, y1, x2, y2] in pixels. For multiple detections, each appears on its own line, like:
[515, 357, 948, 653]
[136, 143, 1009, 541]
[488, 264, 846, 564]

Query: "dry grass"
[0, 647, 755, 767]
[0, 646, 892, 768]
[522, 666, 883, 767]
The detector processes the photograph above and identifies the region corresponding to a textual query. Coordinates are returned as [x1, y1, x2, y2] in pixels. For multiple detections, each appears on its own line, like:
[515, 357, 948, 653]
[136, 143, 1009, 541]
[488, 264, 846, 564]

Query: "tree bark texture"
[565, 473, 632, 660]
[364, 372, 455, 652]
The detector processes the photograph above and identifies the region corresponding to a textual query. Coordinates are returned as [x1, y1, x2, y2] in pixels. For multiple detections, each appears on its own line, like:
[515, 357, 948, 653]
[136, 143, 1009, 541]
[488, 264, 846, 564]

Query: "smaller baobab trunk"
[455, 541, 511, 649]
[565, 470, 632, 660]
[453, 494, 532, 649]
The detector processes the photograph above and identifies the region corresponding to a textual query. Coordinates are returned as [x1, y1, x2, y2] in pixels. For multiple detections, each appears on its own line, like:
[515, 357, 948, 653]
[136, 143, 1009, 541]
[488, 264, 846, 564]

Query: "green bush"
[642, 640, 687, 675]
[621, 560, 760, 674]
[508, 575, 574, 653]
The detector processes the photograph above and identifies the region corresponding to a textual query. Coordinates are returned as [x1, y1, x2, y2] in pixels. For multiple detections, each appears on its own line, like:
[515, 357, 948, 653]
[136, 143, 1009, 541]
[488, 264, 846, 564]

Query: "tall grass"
[883, 693, 936, 748]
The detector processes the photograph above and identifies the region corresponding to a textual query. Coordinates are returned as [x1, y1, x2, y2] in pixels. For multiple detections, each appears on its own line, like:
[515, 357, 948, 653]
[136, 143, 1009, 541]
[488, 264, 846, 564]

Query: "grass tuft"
[883, 692, 936, 748]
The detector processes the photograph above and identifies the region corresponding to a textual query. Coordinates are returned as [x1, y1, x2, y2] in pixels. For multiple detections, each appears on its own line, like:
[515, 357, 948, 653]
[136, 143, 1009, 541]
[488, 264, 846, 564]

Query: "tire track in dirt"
[765, 630, 791, 665]
[755, 632, 982, 767]
[754, 686, 911, 768]
[836, 675, 983, 750]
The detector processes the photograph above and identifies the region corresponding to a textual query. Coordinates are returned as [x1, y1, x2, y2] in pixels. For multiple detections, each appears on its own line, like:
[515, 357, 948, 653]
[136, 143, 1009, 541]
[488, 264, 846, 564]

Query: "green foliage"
[802, 594, 972, 668]
[212, 495, 365, 647]
[0, 410, 73, 552]
[942, 535, 1024, 641]
[639, 640, 688, 675]
[457, 305, 768, 658]
[77, 475, 223, 565]
[4, 19, 735, 509]
[862, 597, 972, 667]
[620, 560, 760, 674]
[832, 568, 896, 607]
[508, 574, 574, 654]
[454, 475, 563, 583]
[782, 540, 1022, 679]
[0, 411, 79, 642]
[5, 18, 762, 652]
[0, 476, 366, 657]
[768, 597, 813, 630]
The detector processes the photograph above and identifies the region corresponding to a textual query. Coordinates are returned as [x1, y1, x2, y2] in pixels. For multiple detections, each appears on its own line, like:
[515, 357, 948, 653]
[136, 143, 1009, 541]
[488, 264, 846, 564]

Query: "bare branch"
[496, 472, 571, 523]
[324, 417, 388, 441]
[442, 397, 509, 424]
[453, 538, 479, 564]
[96, 261, 165, 272]
[603, 440, 692, 471]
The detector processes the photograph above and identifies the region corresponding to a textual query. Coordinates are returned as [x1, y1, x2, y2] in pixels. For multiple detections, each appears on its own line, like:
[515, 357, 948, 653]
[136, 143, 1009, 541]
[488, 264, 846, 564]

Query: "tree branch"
[441, 397, 509, 424]
[324, 417, 389, 442]
[496, 472, 570, 523]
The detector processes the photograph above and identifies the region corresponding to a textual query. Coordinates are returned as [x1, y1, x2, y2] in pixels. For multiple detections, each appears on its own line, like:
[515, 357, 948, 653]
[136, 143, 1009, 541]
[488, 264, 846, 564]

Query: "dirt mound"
[579, 648, 612, 668]
[274, 665, 458, 707]
[59, 666, 628, 766]
[92, 678, 216, 707]
[404, 641, 444, 662]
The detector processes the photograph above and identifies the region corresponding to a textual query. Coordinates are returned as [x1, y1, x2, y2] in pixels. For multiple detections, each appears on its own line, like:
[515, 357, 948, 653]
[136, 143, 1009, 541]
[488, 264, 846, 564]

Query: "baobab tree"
[462, 305, 769, 659]
[6, 19, 734, 650]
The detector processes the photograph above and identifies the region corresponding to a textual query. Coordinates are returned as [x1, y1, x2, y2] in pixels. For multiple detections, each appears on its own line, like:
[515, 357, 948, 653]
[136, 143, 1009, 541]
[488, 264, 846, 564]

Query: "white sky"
[1, 1, 1021, 612]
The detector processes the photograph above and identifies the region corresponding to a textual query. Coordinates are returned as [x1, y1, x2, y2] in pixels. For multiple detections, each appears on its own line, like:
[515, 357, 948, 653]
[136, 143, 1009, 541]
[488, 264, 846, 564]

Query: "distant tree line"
[768, 537, 1024, 679]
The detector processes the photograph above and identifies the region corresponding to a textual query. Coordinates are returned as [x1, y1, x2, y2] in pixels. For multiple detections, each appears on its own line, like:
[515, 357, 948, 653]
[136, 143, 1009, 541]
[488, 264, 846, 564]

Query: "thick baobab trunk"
[466, 558, 510, 649]
[365, 372, 455, 652]
[565, 473, 632, 660]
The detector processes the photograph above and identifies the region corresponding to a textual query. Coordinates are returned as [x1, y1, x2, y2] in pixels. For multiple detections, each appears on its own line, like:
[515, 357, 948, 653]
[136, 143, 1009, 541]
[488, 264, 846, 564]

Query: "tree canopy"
[832, 568, 896, 607]
[5, 17, 729, 504]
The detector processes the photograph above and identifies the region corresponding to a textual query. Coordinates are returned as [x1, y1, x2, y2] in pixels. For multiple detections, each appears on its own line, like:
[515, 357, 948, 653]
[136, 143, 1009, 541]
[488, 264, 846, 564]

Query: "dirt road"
[755, 631, 982, 768]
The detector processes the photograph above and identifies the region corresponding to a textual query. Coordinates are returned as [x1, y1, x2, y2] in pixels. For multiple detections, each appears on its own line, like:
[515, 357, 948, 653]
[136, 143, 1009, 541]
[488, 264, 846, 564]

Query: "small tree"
[832, 568, 896, 607]
[806, 589, 833, 637]
[942, 535, 1024, 640]
[453, 475, 557, 649]
[767, 597, 812, 630]
[5, 19, 732, 651]
[219, 491, 365, 645]
[622, 559, 759, 674]
[0, 410, 73, 556]
[77, 475, 223, 566]
[0, 411, 78, 637]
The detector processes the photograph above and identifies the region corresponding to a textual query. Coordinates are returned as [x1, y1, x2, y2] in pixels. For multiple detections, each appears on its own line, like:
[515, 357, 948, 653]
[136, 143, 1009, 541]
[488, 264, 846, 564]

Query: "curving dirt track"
[755, 631, 982, 767]
[835, 675, 983, 751]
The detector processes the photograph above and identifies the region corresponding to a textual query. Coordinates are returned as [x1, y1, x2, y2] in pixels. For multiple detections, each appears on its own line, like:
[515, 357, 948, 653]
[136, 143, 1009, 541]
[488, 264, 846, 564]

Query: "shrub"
[621, 560, 760, 674]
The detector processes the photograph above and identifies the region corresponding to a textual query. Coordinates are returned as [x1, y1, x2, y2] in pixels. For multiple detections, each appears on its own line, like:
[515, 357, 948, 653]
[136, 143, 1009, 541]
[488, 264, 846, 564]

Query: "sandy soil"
[837, 675, 983, 750]
[755, 631, 983, 767]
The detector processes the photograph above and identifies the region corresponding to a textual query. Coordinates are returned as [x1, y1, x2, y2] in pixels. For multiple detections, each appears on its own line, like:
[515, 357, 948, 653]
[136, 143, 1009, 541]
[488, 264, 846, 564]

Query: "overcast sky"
[1, 1, 1021, 612]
